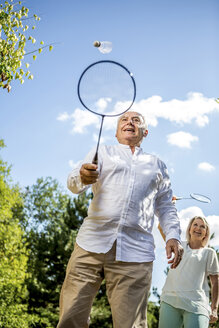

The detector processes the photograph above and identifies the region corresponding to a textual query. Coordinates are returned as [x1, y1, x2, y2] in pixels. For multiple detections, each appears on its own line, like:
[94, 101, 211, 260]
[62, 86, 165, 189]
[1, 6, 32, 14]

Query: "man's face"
[115, 112, 148, 147]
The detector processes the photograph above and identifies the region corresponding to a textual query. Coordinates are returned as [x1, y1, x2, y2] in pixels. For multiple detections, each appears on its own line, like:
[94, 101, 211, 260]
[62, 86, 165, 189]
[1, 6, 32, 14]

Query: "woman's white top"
[161, 241, 219, 317]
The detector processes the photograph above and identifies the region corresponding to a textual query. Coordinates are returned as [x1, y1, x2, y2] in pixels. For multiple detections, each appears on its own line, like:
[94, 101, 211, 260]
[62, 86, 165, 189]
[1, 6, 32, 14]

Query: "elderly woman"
[159, 216, 219, 328]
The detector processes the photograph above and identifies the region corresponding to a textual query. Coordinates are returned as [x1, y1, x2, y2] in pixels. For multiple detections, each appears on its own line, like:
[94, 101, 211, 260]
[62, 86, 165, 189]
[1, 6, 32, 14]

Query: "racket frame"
[77, 60, 136, 117]
[190, 193, 211, 203]
[77, 60, 137, 164]
[175, 193, 211, 203]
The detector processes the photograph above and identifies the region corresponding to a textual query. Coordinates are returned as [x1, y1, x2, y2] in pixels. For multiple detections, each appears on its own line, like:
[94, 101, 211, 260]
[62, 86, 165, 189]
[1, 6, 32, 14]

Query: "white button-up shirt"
[67, 144, 181, 262]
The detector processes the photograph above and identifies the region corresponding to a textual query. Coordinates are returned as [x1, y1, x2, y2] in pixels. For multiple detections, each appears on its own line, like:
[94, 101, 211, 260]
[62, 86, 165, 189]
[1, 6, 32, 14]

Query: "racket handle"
[92, 152, 98, 165]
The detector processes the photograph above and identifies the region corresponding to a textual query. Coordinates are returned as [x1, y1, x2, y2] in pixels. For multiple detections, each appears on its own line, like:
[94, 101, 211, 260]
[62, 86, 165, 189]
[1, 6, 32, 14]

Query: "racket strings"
[78, 61, 136, 116]
[77, 60, 136, 164]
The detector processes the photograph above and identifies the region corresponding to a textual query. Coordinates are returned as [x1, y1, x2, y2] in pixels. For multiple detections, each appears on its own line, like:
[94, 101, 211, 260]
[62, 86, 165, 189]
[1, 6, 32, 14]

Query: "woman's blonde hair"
[186, 216, 210, 247]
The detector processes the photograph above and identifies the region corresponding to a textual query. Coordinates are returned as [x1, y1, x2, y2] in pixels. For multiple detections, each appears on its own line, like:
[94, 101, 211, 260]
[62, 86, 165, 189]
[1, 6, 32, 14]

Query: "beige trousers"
[57, 242, 153, 328]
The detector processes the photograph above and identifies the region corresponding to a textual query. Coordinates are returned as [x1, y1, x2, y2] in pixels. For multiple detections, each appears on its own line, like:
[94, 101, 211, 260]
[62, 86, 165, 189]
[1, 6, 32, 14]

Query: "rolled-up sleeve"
[67, 167, 90, 194]
[155, 161, 181, 242]
[67, 147, 99, 194]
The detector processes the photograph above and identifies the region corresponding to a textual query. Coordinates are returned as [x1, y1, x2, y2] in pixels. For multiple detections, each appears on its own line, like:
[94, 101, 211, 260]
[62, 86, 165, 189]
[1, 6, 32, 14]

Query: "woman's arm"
[209, 274, 219, 323]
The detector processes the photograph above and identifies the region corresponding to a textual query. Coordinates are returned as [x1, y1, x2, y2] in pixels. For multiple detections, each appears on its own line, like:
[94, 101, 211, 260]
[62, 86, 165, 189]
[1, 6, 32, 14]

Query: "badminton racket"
[77, 60, 136, 164]
[158, 193, 211, 241]
[173, 193, 211, 203]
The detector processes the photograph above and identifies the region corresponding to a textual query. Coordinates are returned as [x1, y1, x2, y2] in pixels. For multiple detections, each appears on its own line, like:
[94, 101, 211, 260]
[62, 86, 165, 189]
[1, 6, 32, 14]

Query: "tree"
[20, 177, 92, 327]
[20, 176, 114, 327]
[90, 281, 113, 327]
[20, 176, 161, 327]
[0, 140, 161, 326]
[208, 234, 219, 328]
[147, 301, 160, 328]
[0, 0, 53, 92]
[0, 139, 33, 328]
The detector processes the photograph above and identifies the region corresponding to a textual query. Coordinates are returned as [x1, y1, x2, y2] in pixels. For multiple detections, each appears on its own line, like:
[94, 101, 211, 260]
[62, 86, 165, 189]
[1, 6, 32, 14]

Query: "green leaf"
[0, 2, 53, 92]
[49, 45, 53, 51]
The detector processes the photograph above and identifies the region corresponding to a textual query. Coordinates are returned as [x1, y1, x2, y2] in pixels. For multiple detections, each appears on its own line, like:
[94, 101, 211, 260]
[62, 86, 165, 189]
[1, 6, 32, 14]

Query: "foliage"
[20, 177, 92, 327]
[0, 139, 33, 327]
[0, 0, 53, 92]
[0, 144, 161, 326]
[90, 281, 112, 327]
[208, 233, 219, 328]
[152, 286, 161, 304]
[90, 283, 159, 328]
[147, 301, 160, 328]
[13, 173, 161, 327]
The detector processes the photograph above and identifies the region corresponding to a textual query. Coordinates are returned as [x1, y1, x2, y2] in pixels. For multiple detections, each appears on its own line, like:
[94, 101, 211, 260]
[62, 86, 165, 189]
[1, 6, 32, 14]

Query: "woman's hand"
[210, 308, 218, 323]
[209, 274, 219, 324]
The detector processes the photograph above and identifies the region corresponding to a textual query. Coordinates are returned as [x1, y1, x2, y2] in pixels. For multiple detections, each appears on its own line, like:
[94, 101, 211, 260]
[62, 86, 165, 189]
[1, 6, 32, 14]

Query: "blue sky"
[1, 0, 219, 300]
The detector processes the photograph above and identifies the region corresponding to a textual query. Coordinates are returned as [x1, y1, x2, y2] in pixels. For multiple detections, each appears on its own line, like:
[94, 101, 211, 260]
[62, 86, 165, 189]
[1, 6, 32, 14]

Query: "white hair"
[117, 111, 148, 131]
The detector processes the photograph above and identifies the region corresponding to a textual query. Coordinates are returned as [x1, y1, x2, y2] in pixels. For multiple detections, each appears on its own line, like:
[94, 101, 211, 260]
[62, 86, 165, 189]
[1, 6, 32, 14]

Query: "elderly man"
[57, 111, 183, 328]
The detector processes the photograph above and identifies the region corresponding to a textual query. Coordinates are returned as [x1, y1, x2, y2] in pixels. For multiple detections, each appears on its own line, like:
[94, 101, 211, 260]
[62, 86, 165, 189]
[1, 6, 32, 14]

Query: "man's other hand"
[166, 239, 184, 269]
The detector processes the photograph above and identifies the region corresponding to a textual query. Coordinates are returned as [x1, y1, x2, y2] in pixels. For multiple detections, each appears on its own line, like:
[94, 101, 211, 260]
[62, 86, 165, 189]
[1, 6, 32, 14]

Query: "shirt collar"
[117, 143, 143, 154]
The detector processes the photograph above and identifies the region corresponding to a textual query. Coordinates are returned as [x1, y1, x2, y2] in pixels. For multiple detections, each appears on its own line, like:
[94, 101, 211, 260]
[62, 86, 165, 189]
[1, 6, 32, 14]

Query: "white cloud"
[207, 215, 219, 245]
[153, 206, 219, 248]
[57, 112, 72, 121]
[58, 108, 118, 134]
[178, 207, 219, 247]
[167, 131, 198, 148]
[198, 162, 215, 172]
[70, 108, 100, 134]
[132, 92, 219, 128]
[57, 92, 219, 134]
[92, 133, 112, 144]
[100, 116, 118, 131]
[95, 97, 112, 111]
[170, 167, 175, 174]
[68, 159, 81, 169]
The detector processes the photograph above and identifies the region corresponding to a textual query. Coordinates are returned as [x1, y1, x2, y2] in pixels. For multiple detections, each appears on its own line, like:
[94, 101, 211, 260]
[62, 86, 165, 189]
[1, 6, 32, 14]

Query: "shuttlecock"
[93, 41, 112, 54]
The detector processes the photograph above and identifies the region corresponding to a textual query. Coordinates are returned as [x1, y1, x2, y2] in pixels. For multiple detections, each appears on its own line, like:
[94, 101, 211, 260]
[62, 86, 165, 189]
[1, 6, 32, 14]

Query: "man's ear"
[143, 130, 148, 138]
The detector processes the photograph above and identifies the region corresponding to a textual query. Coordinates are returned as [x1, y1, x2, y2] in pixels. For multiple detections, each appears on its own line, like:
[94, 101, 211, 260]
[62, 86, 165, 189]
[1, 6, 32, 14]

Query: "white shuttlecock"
[93, 41, 112, 54]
